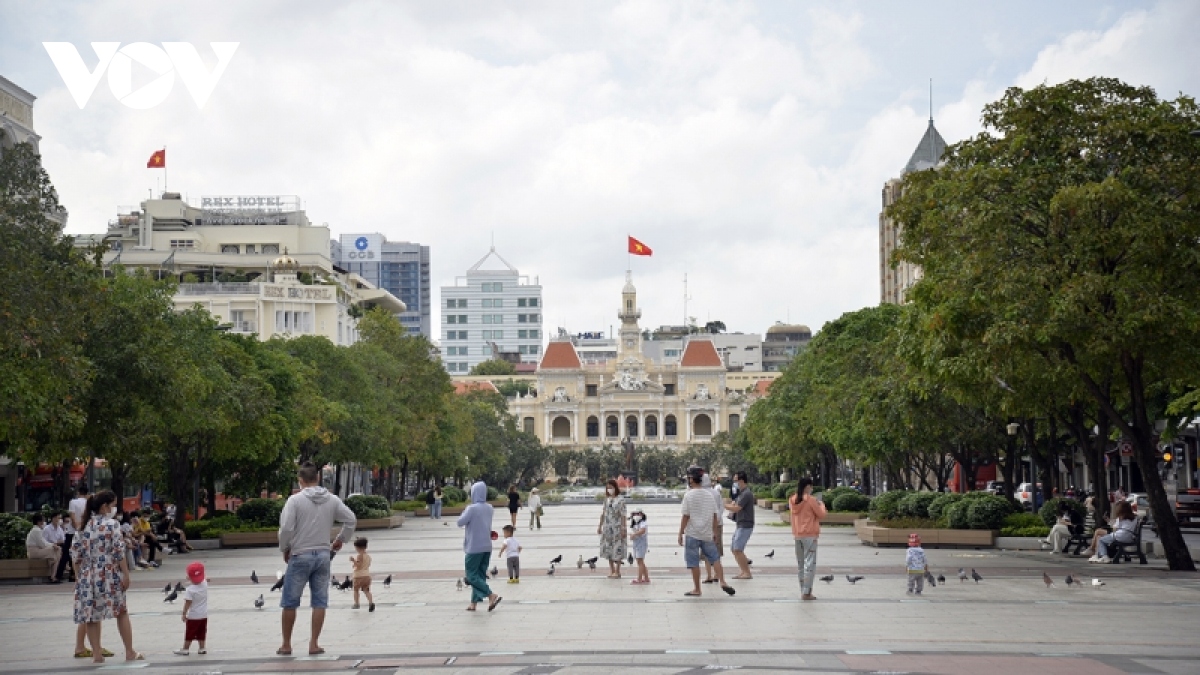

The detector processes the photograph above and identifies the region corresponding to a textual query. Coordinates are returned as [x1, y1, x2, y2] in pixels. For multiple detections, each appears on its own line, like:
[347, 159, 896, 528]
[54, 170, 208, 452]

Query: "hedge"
[771, 484, 789, 499]
[184, 514, 277, 540]
[823, 487, 859, 504]
[927, 493, 965, 521]
[831, 493, 870, 513]
[1039, 498, 1085, 528]
[0, 513, 33, 559]
[898, 492, 941, 519]
[965, 494, 1013, 530]
[944, 500, 971, 530]
[869, 490, 911, 520]
[346, 494, 390, 520]
[237, 498, 285, 527]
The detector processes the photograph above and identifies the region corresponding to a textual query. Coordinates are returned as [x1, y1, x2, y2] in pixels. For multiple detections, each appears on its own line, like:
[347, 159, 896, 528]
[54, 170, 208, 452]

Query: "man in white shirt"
[678, 468, 734, 598]
[58, 485, 89, 583]
[25, 513, 61, 580]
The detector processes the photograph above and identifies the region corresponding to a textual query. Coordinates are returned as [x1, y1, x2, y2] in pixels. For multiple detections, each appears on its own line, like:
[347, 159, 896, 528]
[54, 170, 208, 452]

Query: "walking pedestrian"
[500, 525, 521, 583]
[789, 477, 827, 601]
[507, 485, 521, 529]
[629, 510, 650, 584]
[276, 462, 357, 656]
[679, 468, 735, 597]
[457, 481, 502, 612]
[349, 538, 375, 612]
[432, 485, 444, 520]
[70, 490, 142, 663]
[527, 488, 542, 530]
[174, 562, 209, 655]
[597, 479, 627, 578]
[726, 471, 755, 579]
[905, 534, 928, 595]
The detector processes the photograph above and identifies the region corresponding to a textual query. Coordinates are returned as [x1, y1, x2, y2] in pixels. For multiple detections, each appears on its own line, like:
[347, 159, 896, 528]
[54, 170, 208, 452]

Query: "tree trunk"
[334, 463, 342, 496]
[205, 471, 217, 516]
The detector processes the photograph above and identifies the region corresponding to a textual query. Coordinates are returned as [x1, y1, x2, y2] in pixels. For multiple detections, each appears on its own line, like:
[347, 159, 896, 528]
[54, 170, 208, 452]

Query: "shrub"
[771, 484, 789, 499]
[201, 509, 232, 520]
[486, 486, 501, 501]
[237, 498, 285, 527]
[186, 514, 270, 540]
[391, 500, 424, 512]
[1000, 525, 1052, 537]
[785, 486, 798, 500]
[0, 513, 34, 559]
[1002, 512, 1045, 530]
[898, 492, 942, 519]
[442, 486, 467, 505]
[869, 490, 911, 520]
[832, 493, 871, 513]
[927, 493, 965, 521]
[823, 486, 858, 504]
[1039, 498, 1084, 528]
[542, 492, 564, 504]
[944, 500, 970, 530]
[966, 494, 1012, 530]
[345, 495, 390, 520]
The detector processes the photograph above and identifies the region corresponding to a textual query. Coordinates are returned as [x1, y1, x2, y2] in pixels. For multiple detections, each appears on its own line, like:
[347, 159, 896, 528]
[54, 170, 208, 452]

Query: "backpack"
[425, 491, 436, 505]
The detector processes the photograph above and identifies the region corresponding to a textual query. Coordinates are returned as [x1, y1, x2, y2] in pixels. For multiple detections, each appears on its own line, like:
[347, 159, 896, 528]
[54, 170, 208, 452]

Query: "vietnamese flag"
[628, 236, 652, 256]
[147, 149, 166, 168]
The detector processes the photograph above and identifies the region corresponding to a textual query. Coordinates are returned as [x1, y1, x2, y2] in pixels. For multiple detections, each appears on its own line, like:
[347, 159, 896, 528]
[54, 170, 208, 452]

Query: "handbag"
[536, 505, 544, 517]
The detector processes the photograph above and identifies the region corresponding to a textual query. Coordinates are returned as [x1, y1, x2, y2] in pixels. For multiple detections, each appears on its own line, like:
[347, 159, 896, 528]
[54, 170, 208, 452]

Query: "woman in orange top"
[789, 477, 827, 601]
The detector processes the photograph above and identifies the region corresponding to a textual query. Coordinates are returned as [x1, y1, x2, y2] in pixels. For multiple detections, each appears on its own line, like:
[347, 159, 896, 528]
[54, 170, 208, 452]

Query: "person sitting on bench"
[1090, 500, 1136, 563]
[1043, 502, 1082, 554]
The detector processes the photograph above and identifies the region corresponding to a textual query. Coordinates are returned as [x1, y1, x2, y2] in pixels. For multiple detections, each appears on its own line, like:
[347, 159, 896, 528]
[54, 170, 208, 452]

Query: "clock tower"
[617, 270, 642, 359]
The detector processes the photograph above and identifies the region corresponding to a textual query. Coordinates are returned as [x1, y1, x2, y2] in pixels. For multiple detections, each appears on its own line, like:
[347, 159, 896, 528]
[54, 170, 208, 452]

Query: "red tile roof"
[452, 380, 499, 395]
[680, 339, 723, 368]
[753, 379, 773, 396]
[538, 341, 583, 370]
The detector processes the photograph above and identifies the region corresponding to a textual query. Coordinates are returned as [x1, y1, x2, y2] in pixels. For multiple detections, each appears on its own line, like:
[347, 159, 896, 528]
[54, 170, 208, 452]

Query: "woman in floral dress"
[70, 490, 142, 663]
[596, 479, 628, 578]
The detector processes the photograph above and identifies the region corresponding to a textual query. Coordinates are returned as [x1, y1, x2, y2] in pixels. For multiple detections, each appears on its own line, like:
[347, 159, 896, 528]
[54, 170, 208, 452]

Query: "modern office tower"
[333, 234, 431, 338]
[440, 247, 543, 373]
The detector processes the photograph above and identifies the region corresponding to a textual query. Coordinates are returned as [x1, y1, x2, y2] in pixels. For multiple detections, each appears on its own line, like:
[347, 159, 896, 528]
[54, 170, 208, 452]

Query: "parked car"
[1015, 482, 1044, 511]
[985, 481, 1007, 496]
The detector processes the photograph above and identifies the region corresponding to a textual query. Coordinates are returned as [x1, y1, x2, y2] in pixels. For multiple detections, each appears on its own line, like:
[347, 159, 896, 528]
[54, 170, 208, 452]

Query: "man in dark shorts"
[726, 471, 755, 579]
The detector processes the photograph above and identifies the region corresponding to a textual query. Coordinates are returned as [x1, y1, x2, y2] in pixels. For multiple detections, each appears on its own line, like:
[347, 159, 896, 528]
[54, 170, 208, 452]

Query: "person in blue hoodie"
[457, 481, 502, 612]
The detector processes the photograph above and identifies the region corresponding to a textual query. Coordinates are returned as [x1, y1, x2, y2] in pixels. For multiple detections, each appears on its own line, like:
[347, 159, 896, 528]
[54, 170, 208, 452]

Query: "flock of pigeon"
[161, 553, 1109, 610]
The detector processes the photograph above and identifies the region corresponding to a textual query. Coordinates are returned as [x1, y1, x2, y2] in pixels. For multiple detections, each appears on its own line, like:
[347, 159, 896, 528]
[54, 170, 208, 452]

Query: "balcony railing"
[229, 321, 257, 333]
[177, 282, 258, 296]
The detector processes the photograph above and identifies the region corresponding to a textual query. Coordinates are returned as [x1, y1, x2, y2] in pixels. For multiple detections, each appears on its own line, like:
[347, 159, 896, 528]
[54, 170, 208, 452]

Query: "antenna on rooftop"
[929, 78, 933, 123]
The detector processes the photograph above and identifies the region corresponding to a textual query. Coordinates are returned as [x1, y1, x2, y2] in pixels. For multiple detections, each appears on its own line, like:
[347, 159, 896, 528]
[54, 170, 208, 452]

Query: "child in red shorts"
[174, 562, 208, 655]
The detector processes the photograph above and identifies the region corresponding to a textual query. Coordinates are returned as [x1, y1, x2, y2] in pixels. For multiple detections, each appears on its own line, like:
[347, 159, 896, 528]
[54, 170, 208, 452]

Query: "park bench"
[1108, 518, 1147, 565]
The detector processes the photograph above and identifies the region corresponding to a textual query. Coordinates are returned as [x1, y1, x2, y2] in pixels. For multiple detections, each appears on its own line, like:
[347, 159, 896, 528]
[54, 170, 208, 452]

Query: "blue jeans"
[731, 526, 753, 552]
[432, 500, 442, 519]
[1097, 533, 1131, 558]
[281, 550, 331, 609]
[684, 536, 719, 568]
[464, 552, 492, 604]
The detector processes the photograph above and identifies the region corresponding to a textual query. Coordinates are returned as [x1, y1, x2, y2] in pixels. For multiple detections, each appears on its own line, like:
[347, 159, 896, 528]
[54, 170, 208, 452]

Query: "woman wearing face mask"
[70, 490, 142, 663]
[596, 479, 628, 578]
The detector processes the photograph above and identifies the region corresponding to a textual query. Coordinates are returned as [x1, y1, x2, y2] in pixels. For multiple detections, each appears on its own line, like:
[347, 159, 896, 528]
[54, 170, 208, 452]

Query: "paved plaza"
[1, 503, 1198, 674]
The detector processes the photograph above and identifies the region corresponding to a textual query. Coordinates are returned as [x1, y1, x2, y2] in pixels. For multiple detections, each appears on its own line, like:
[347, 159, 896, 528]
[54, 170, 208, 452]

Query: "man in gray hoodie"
[457, 481, 501, 612]
[276, 462, 356, 656]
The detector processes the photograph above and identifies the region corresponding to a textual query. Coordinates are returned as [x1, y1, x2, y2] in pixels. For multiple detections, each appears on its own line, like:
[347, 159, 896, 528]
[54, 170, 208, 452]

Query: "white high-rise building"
[440, 247, 543, 373]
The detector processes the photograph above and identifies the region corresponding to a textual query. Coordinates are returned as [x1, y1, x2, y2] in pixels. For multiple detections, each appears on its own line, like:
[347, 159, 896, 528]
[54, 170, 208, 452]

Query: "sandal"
[488, 596, 502, 612]
[684, 591, 701, 596]
[275, 648, 292, 655]
[721, 584, 736, 596]
[126, 652, 145, 661]
[74, 650, 91, 658]
[308, 648, 325, 655]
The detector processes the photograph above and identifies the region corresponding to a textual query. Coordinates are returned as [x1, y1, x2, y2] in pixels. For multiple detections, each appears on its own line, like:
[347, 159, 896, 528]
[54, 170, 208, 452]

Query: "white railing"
[229, 321, 257, 333]
[177, 282, 258, 295]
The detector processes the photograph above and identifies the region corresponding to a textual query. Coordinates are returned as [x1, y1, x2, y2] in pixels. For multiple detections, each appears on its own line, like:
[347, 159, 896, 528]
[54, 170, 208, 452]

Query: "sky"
[2, 0, 1198, 340]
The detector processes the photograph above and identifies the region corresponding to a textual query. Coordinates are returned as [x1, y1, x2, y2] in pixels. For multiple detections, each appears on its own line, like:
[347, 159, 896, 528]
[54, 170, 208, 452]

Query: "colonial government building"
[507, 273, 771, 451]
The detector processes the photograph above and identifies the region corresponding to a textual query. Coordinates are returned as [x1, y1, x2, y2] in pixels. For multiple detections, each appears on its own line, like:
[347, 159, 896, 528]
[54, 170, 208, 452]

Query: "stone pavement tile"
[359, 656, 451, 668]
[254, 660, 353, 671]
[838, 654, 1127, 675]
[552, 667, 687, 674]
[1132, 659, 1200, 675]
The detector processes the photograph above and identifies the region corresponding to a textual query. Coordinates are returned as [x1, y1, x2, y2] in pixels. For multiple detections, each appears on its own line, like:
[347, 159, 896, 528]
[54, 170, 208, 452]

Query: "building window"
[645, 415, 658, 437]
[518, 329, 528, 339]
[530, 329, 540, 339]
[729, 414, 740, 432]
[529, 345, 539, 355]
[626, 415, 639, 439]
[586, 416, 599, 438]
[491, 314, 502, 323]
[517, 298, 527, 307]
[457, 362, 468, 371]
[446, 299, 457, 309]
[275, 310, 311, 334]
[606, 416, 619, 438]
[221, 244, 239, 253]
[529, 298, 539, 307]
[518, 314, 527, 323]
[518, 345, 528, 354]
[245, 244, 256, 254]
[523, 417, 534, 434]
[482, 282, 504, 293]
[170, 239, 195, 249]
[551, 416, 571, 439]
[693, 414, 713, 437]
[530, 314, 539, 323]
[664, 415, 677, 437]
[262, 244, 279, 254]
[482, 298, 492, 308]
[664, 383, 676, 396]
[482, 330, 503, 340]
[586, 384, 598, 397]
[664, 349, 680, 357]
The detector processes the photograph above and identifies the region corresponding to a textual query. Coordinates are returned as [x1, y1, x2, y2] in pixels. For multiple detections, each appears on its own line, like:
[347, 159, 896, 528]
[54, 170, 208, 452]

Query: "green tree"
[891, 78, 1200, 570]
[470, 359, 517, 376]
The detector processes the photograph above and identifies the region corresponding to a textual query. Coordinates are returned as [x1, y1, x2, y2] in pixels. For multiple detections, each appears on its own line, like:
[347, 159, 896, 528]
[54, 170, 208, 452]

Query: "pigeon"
[276, 570, 283, 580]
[456, 577, 464, 591]
[936, 574, 946, 584]
[331, 577, 339, 587]
[164, 590, 178, 603]
[339, 576, 353, 591]
[1043, 572, 1056, 588]
[174, 581, 185, 593]
[1066, 575, 1078, 588]
[586, 557, 598, 570]
[924, 571, 936, 587]
[846, 575, 864, 584]
[628, 553, 634, 565]
[383, 574, 392, 588]
[764, 550, 775, 558]
[971, 569, 983, 583]
[251, 570, 259, 584]
[162, 583, 172, 594]
[550, 555, 562, 565]
[819, 575, 834, 584]
[489, 566, 498, 579]
[254, 594, 264, 610]
[270, 577, 284, 592]
[576, 555, 584, 569]
[547, 565, 556, 576]
[957, 568, 968, 583]
[1091, 578, 1105, 587]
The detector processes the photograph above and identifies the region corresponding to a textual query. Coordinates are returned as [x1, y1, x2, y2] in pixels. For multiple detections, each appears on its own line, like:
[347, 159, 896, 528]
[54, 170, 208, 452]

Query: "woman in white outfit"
[527, 488, 543, 530]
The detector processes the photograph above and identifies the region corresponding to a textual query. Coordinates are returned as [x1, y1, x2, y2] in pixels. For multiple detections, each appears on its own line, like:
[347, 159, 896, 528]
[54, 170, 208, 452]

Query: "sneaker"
[197, 649, 207, 655]
[369, 603, 375, 612]
[352, 604, 360, 609]
[507, 579, 516, 584]
[1088, 555, 1100, 563]
[1097, 556, 1112, 563]
[173, 650, 189, 656]
[514, 579, 519, 584]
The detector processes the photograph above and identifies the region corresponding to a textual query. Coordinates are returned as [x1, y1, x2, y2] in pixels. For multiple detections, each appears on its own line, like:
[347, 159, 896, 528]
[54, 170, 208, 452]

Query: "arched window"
[606, 416, 619, 438]
[693, 414, 712, 437]
[664, 415, 677, 437]
[523, 417, 534, 434]
[625, 415, 639, 439]
[728, 414, 740, 432]
[551, 416, 571, 439]
[586, 416, 599, 439]
[645, 415, 658, 438]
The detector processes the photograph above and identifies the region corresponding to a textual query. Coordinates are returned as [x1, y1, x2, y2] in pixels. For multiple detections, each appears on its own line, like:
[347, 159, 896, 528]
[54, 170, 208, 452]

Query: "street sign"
[1118, 440, 1134, 457]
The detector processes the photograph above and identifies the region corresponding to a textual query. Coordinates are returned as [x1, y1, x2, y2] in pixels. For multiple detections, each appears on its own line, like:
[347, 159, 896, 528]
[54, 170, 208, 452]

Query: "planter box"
[189, 539, 220, 550]
[854, 518, 994, 548]
[772, 502, 790, 513]
[352, 514, 404, 530]
[757, 499, 773, 509]
[823, 512, 866, 525]
[995, 536, 1047, 550]
[412, 505, 466, 518]
[0, 558, 52, 581]
[219, 531, 279, 548]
